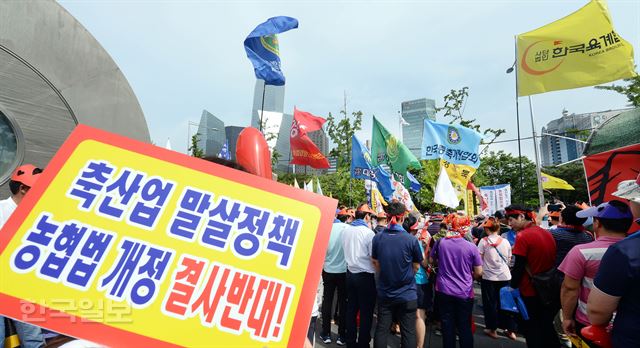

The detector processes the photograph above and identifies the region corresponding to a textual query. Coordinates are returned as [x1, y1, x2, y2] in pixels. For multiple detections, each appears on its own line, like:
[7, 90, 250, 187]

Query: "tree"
[595, 74, 640, 107]
[474, 151, 540, 207]
[326, 110, 363, 170]
[259, 118, 281, 170]
[188, 133, 204, 158]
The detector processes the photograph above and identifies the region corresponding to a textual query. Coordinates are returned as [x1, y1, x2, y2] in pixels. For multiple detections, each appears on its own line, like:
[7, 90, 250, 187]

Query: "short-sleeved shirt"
[430, 236, 482, 299]
[324, 221, 348, 273]
[415, 241, 429, 285]
[0, 196, 18, 229]
[558, 236, 624, 325]
[342, 219, 375, 274]
[478, 235, 512, 281]
[551, 226, 594, 267]
[372, 224, 423, 302]
[512, 224, 557, 297]
[593, 233, 640, 347]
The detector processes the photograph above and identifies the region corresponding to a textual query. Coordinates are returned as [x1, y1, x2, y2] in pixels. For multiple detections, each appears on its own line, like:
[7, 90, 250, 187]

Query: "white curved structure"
[0, 0, 150, 191]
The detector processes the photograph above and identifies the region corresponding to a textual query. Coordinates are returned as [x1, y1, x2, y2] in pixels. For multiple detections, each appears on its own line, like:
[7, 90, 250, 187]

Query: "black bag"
[527, 265, 563, 308]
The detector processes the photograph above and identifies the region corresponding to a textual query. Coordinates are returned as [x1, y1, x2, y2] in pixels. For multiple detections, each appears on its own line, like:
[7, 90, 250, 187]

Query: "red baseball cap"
[10, 164, 42, 188]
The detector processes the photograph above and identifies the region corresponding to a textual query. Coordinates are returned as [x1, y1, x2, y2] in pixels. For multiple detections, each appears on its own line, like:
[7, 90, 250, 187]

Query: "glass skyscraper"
[401, 98, 436, 158]
[196, 110, 226, 157]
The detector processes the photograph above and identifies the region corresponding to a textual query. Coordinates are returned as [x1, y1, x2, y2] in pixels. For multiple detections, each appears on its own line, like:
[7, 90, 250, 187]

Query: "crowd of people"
[2, 162, 639, 348]
[312, 175, 640, 348]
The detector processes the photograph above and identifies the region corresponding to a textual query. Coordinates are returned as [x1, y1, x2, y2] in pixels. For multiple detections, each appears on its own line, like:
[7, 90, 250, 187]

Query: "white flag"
[400, 116, 410, 126]
[434, 165, 460, 209]
[305, 180, 314, 192]
[316, 178, 323, 196]
[165, 137, 172, 150]
[294, 178, 300, 189]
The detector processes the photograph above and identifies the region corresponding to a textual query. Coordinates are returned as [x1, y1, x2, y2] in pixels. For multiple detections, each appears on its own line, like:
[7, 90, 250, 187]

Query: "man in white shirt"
[341, 203, 376, 348]
[0, 164, 45, 348]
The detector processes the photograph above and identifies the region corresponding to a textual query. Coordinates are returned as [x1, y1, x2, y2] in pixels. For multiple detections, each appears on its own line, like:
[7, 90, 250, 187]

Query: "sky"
[58, 0, 640, 161]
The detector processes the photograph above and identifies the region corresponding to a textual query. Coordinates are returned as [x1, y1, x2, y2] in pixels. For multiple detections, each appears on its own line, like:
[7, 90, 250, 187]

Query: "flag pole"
[527, 95, 546, 207]
[513, 35, 526, 205]
[259, 80, 266, 132]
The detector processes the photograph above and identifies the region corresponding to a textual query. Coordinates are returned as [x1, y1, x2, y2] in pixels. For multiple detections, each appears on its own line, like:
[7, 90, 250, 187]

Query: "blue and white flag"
[406, 171, 421, 192]
[244, 16, 298, 86]
[351, 135, 377, 180]
[374, 166, 395, 202]
[420, 119, 483, 168]
[218, 139, 231, 160]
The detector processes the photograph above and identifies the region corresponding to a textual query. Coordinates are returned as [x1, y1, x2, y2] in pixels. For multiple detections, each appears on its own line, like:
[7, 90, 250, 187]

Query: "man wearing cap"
[506, 204, 560, 348]
[319, 209, 349, 345]
[341, 203, 377, 348]
[374, 212, 387, 234]
[558, 200, 633, 343]
[550, 205, 594, 267]
[587, 178, 640, 347]
[0, 165, 45, 348]
[371, 203, 423, 348]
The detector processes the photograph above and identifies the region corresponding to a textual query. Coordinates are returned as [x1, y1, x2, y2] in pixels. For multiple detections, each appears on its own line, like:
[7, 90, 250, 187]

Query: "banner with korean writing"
[0, 125, 337, 348]
[421, 120, 483, 168]
[480, 184, 512, 215]
[517, 0, 636, 96]
[441, 160, 477, 199]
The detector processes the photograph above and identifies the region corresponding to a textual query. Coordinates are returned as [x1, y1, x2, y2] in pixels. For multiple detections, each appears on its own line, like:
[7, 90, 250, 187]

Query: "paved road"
[314, 284, 528, 348]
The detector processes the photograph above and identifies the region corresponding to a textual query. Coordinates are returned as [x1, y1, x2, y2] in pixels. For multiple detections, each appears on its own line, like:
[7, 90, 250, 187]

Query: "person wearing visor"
[506, 204, 560, 348]
[586, 196, 640, 347]
[477, 217, 516, 340]
[0, 164, 45, 348]
[558, 200, 632, 344]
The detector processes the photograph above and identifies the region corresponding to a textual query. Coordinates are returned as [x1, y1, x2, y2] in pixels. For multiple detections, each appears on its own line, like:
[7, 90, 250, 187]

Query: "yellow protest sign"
[440, 160, 476, 199]
[0, 125, 337, 347]
[517, 0, 636, 96]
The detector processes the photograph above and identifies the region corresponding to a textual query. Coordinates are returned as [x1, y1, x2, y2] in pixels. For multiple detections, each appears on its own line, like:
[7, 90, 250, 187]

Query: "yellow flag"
[441, 160, 477, 199]
[541, 172, 575, 190]
[517, 0, 636, 96]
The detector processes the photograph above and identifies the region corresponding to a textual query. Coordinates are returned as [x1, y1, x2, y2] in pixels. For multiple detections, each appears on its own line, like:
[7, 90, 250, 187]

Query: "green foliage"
[474, 151, 540, 207]
[435, 87, 506, 150]
[595, 74, 640, 107]
[188, 133, 204, 158]
[542, 162, 589, 204]
[326, 110, 363, 170]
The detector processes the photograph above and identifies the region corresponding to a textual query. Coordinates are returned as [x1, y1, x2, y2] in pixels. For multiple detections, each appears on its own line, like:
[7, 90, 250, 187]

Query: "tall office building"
[196, 110, 225, 157]
[401, 98, 436, 158]
[225, 126, 244, 161]
[251, 80, 285, 129]
[540, 108, 630, 166]
[273, 113, 293, 173]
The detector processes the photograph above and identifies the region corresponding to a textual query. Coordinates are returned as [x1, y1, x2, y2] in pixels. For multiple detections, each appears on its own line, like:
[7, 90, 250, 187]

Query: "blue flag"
[218, 139, 231, 160]
[406, 171, 421, 192]
[244, 16, 298, 86]
[420, 119, 483, 168]
[374, 166, 395, 202]
[351, 135, 376, 180]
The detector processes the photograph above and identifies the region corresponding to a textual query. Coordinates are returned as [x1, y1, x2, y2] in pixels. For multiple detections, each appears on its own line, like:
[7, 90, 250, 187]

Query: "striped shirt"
[558, 236, 624, 325]
[551, 226, 594, 267]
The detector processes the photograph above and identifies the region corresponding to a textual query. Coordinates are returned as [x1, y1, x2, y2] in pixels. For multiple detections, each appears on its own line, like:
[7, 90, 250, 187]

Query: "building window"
[0, 110, 19, 185]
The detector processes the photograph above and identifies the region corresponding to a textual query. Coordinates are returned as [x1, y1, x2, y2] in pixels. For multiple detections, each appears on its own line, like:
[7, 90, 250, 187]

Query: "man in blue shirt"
[371, 202, 423, 348]
[319, 210, 349, 345]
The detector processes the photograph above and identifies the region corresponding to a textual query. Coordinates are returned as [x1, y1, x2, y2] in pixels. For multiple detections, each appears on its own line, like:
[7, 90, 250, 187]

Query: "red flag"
[290, 108, 330, 168]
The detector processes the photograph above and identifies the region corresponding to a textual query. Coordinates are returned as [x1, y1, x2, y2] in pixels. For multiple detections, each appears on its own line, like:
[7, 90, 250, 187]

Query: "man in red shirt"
[506, 205, 561, 348]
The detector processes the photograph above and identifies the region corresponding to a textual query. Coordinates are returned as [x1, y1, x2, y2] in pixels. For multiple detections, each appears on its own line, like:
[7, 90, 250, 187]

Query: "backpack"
[526, 264, 563, 308]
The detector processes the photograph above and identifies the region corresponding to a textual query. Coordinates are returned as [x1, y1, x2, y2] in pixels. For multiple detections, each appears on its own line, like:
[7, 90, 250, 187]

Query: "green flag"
[371, 116, 421, 187]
